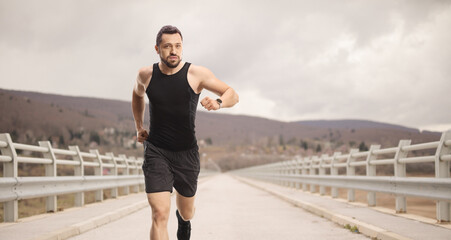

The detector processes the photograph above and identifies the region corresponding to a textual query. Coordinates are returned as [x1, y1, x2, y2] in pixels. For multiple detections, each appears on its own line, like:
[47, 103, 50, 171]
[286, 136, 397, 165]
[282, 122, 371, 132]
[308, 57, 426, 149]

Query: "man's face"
[156, 33, 183, 68]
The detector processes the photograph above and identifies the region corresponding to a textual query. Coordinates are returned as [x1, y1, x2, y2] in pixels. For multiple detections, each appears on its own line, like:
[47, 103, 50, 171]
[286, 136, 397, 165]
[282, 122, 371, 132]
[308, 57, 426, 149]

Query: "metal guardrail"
[0, 175, 143, 202]
[0, 133, 217, 223]
[232, 130, 451, 222]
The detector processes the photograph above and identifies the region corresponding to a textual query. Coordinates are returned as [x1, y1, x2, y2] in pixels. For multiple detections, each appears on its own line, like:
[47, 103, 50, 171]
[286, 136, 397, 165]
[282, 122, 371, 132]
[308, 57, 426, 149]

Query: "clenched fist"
[136, 128, 149, 143]
[200, 97, 220, 111]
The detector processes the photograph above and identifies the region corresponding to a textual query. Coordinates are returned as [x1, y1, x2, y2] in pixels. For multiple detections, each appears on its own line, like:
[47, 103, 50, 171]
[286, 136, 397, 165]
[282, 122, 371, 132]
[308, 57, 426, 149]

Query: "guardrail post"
[319, 154, 327, 196]
[287, 160, 292, 188]
[295, 156, 301, 190]
[277, 162, 284, 186]
[283, 160, 288, 186]
[284, 161, 289, 187]
[69, 145, 85, 206]
[130, 156, 139, 193]
[310, 156, 317, 193]
[270, 164, 274, 184]
[347, 149, 359, 202]
[106, 152, 119, 198]
[331, 152, 340, 198]
[38, 141, 57, 213]
[90, 149, 103, 202]
[290, 159, 296, 188]
[302, 157, 308, 191]
[120, 154, 130, 195]
[282, 161, 287, 186]
[0, 133, 18, 222]
[435, 131, 451, 222]
[274, 163, 278, 185]
[366, 145, 380, 207]
[394, 140, 410, 213]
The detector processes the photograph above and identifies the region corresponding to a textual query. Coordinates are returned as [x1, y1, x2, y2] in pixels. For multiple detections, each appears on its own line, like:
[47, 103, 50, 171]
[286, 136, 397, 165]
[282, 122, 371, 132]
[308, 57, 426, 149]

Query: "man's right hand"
[136, 128, 149, 143]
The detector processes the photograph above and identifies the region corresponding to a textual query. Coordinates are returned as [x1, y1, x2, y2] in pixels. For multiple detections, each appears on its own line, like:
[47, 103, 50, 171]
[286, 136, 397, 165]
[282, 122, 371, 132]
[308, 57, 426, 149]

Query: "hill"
[297, 119, 419, 132]
[0, 88, 441, 148]
[0, 88, 442, 172]
[197, 111, 440, 147]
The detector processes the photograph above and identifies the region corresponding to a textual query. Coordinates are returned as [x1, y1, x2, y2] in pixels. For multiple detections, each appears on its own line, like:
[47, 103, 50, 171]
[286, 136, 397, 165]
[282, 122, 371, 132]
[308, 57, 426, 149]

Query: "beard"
[161, 55, 182, 68]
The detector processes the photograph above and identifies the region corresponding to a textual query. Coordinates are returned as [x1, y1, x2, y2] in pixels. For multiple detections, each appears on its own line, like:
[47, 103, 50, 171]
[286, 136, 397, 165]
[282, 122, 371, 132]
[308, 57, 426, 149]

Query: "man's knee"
[146, 192, 171, 224]
[151, 205, 170, 223]
[176, 192, 196, 221]
[179, 207, 195, 221]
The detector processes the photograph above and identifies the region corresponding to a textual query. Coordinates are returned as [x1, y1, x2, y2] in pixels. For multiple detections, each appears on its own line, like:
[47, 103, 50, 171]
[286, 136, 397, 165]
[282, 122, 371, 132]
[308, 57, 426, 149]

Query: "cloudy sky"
[1, 0, 450, 132]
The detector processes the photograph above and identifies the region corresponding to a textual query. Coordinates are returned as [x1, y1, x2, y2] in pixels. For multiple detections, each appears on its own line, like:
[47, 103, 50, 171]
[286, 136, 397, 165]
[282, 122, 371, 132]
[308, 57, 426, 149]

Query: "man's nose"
[170, 47, 177, 54]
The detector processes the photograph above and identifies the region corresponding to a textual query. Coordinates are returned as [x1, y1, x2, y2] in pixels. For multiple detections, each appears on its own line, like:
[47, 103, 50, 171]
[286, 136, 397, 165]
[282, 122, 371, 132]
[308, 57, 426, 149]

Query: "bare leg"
[147, 192, 171, 240]
[176, 192, 196, 221]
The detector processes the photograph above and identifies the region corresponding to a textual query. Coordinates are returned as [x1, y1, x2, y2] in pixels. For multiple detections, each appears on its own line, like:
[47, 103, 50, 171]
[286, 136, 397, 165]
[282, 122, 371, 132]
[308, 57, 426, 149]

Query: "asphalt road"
[68, 174, 368, 240]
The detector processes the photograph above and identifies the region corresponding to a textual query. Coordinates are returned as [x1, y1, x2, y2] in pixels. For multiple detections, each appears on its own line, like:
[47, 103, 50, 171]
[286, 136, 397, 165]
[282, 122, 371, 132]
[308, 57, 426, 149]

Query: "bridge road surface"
[68, 174, 368, 240]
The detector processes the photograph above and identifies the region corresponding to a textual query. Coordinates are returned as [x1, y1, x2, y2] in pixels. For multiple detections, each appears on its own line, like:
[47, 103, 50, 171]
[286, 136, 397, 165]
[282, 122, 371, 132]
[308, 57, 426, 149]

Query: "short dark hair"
[156, 25, 183, 46]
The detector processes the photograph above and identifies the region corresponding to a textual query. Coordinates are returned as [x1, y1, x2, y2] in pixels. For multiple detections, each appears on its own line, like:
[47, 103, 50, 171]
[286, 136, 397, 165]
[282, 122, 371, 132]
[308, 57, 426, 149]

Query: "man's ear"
[155, 45, 159, 54]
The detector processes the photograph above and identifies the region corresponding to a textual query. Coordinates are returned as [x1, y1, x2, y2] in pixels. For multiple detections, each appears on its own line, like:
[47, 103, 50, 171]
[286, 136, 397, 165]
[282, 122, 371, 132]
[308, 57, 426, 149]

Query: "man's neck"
[159, 61, 184, 75]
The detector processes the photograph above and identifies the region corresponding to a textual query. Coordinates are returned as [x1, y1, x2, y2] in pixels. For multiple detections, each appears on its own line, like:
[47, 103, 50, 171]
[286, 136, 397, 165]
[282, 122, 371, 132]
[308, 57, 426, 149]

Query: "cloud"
[0, 0, 450, 131]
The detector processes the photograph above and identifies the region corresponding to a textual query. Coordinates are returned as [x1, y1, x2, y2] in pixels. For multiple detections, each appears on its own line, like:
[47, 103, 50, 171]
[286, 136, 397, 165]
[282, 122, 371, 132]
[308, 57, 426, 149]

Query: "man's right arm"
[132, 67, 152, 143]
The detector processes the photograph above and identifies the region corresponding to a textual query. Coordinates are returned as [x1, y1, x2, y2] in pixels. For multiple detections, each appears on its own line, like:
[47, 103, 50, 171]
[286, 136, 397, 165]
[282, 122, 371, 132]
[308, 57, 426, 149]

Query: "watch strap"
[216, 98, 222, 109]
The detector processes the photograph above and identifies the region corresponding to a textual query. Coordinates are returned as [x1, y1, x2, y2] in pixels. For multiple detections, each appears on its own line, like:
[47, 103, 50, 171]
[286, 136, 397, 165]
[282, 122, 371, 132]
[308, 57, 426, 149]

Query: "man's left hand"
[200, 97, 220, 111]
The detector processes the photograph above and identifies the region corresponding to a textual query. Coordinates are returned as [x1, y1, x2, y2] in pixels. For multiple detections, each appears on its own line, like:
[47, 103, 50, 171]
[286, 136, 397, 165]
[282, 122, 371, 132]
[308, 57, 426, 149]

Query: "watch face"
[216, 98, 223, 104]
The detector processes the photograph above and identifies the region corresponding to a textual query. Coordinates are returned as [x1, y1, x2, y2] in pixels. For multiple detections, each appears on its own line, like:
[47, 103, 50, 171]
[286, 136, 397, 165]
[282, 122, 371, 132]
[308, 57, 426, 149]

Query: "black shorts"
[142, 141, 200, 197]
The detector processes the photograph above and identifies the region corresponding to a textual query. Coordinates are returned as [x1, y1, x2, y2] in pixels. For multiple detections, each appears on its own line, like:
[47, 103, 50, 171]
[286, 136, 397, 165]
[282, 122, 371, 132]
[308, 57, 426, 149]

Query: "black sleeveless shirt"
[146, 62, 200, 151]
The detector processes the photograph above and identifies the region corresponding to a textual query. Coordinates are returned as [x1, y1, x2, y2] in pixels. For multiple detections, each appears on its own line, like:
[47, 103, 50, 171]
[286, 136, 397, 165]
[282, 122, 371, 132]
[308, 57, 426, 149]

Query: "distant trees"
[10, 130, 18, 140]
[89, 131, 100, 145]
[68, 129, 83, 140]
[316, 144, 322, 153]
[59, 135, 65, 145]
[358, 141, 369, 151]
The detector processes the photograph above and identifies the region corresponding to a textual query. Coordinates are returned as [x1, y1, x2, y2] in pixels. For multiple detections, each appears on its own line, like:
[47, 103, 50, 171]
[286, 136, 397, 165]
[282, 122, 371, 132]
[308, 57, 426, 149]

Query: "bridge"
[1, 132, 451, 239]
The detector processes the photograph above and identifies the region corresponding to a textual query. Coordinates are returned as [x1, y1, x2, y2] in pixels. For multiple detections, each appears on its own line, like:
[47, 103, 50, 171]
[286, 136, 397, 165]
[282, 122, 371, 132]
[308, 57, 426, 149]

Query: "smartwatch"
[216, 98, 222, 109]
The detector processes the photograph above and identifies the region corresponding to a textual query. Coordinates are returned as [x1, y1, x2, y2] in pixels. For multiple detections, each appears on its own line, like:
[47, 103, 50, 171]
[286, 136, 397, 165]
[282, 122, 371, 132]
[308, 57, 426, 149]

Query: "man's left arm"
[197, 66, 239, 111]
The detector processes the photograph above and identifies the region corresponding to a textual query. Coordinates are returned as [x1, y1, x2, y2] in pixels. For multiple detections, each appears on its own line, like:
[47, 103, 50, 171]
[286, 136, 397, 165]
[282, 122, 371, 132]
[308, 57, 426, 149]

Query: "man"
[131, 25, 239, 240]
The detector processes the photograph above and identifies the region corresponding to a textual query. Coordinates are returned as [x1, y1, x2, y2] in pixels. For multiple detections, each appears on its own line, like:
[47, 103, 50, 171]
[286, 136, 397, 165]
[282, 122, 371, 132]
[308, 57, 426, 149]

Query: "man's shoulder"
[188, 64, 212, 77]
[138, 65, 154, 84]
[139, 65, 153, 76]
